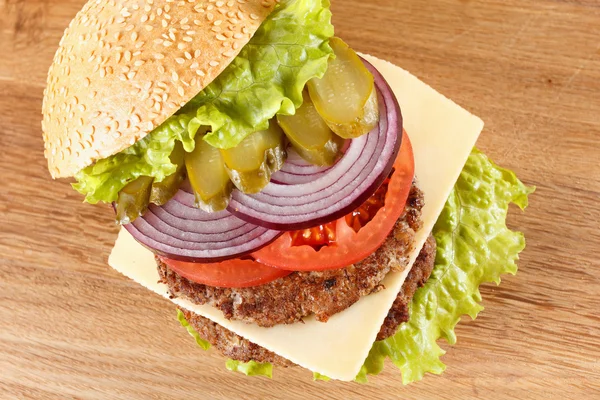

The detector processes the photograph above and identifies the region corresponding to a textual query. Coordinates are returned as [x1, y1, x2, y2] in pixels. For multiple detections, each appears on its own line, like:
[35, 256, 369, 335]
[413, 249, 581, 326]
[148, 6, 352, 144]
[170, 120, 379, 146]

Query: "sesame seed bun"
[42, 0, 277, 179]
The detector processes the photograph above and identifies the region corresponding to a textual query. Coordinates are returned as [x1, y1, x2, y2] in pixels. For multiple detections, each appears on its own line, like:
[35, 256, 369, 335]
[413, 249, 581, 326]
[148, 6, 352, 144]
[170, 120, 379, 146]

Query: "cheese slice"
[109, 54, 484, 381]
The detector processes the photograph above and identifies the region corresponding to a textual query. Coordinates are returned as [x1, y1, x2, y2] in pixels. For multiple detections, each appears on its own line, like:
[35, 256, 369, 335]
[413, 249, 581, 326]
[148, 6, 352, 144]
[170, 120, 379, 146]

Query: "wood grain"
[1, 0, 599, 398]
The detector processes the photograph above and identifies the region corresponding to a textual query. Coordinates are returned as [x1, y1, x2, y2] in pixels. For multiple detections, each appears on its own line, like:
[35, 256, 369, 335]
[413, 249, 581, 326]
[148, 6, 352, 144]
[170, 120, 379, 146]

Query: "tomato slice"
[252, 130, 415, 271]
[160, 257, 292, 288]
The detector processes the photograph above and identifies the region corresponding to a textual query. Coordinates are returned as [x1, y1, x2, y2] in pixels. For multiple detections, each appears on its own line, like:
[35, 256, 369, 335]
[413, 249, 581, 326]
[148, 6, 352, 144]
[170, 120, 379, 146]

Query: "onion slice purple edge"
[227, 58, 403, 230]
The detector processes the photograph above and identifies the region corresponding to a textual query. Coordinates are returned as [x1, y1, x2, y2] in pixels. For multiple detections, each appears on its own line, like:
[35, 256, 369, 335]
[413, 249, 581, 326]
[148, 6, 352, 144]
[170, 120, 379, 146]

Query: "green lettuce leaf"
[226, 360, 273, 378]
[177, 309, 211, 350]
[175, 150, 533, 383]
[177, 309, 273, 377]
[73, 115, 201, 204]
[185, 0, 334, 149]
[73, 0, 334, 204]
[358, 149, 534, 384]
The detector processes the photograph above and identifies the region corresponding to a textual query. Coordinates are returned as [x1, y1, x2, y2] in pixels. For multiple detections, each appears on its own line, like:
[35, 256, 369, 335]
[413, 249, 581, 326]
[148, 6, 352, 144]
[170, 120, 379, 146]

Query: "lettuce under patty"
[73, 0, 334, 204]
[178, 149, 534, 383]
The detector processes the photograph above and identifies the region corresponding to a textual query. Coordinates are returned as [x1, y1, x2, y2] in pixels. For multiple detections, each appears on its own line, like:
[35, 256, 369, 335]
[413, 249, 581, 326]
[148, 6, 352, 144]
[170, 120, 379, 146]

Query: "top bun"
[42, 0, 276, 178]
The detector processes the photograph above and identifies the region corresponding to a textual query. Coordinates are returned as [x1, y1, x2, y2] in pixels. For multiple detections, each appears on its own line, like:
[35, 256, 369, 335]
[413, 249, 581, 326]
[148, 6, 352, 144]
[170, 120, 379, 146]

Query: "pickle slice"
[221, 121, 287, 193]
[150, 141, 186, 206]
[277, 92, 344, 167]
[185, 135, 233, 212]
[115, 176, 154, 224]
[307, 37, 379, 139]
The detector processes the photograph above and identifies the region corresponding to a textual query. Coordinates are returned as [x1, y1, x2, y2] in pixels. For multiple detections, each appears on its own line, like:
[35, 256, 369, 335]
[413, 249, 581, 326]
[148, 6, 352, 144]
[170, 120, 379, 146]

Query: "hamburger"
[42, 0, 533, 383]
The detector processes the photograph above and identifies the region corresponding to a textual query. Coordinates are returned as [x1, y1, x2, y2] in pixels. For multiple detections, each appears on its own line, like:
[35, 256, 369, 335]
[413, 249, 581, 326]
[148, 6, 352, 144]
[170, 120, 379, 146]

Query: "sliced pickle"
[115, 176, 154, 224]
[307, 37, 379, 139]
[324, 86, 379, 139]
[220, 121, 287, 193]
[277, 92, 344, 167]
[150, 141, 186, 206]
[185, 135, 233, 212]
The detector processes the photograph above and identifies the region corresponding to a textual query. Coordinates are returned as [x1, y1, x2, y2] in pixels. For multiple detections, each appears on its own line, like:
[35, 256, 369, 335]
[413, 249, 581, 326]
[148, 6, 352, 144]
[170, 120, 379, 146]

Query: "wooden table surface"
[1, 0, 599, 398]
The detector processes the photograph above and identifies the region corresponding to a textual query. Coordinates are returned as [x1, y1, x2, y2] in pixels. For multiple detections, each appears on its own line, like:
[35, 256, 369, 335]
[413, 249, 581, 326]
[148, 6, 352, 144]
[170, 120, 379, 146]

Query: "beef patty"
[179, 234, 436, 366]
[158, 184, 426, 327]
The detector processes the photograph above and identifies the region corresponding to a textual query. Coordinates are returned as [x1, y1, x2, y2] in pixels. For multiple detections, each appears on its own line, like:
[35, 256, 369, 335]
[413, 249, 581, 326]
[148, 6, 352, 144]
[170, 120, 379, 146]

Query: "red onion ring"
[227, 58, 402, 230]
[123, 188, 282, 262]
[270, 141, 351, 184]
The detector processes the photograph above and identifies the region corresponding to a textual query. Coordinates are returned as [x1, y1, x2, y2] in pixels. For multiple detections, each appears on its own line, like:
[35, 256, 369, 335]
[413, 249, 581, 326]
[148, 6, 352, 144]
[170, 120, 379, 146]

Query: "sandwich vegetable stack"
[42, 0, 532, 383]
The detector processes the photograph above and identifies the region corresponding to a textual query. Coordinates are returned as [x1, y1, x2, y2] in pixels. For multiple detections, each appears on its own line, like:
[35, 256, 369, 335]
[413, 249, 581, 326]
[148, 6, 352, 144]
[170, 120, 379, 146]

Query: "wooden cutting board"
[1, 0, 599, 398]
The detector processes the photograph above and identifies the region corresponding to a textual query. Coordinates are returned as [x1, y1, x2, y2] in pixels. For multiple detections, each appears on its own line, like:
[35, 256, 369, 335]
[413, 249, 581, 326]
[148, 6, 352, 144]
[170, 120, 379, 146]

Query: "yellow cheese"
[109, 54, 484, 381]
